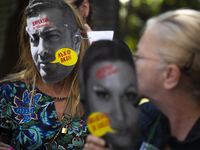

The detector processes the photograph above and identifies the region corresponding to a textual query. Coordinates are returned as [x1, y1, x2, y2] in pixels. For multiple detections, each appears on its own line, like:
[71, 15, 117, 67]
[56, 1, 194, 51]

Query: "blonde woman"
[0, 0, 89, 149]
[84, 9, 200, 150]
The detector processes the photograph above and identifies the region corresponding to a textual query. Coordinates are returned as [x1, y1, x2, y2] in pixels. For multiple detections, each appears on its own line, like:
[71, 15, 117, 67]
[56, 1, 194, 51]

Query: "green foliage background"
[119, 0, 200, 53]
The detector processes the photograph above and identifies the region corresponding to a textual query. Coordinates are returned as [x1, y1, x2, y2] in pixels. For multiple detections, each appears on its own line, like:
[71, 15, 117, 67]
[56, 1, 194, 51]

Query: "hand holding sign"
[79, 41, 140, 149]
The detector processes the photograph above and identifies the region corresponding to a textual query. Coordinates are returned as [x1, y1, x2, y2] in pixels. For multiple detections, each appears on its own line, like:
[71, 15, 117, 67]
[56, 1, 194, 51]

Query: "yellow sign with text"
[87, 112, 117, 137]
[50, 48, 78, 66]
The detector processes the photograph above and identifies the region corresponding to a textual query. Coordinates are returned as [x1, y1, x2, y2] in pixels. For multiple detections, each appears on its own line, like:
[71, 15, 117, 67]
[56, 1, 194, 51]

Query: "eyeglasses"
[133, 53, 195, 76]
[132, 54, 164, 63]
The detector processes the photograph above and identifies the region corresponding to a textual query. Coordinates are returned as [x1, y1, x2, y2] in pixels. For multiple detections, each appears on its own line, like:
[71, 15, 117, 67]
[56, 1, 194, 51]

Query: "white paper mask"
[25, 0, 81, 83]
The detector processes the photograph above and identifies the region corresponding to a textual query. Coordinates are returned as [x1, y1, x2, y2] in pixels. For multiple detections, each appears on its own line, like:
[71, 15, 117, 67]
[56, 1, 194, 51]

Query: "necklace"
[48, 116, 70, 150]
[54, 97, 68, 101]
[52, 81, 69, 101]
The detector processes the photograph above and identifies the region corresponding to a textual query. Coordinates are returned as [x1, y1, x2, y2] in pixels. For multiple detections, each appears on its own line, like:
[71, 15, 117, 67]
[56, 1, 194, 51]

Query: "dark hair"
[76, 0, 93, 8]
[80, 40, 135, 86]
[25, 0, 77, 31]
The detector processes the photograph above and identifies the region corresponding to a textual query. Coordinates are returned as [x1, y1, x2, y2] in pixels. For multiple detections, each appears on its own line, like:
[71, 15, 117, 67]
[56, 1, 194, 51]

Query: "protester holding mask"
[83, 9, 200, 150]
[79, 40, 140, 150]
[0, 0, 89, 149]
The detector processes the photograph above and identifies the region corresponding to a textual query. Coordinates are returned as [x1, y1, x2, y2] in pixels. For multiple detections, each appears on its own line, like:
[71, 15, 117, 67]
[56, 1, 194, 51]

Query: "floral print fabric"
[0, 80, 88, 150]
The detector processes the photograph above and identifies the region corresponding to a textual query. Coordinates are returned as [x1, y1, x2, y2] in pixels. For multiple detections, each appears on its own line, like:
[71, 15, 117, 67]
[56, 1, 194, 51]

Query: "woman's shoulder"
[140, 102, 161, 121]
[0, 79, 35, 98]
[0, 79, 54, 105]
[139, 102, 163, 134]
[0, 79, 27, 88]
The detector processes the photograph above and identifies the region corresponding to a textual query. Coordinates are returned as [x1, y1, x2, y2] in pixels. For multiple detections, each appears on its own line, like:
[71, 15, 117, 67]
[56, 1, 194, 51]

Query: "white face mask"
[26, 8, 81, 83]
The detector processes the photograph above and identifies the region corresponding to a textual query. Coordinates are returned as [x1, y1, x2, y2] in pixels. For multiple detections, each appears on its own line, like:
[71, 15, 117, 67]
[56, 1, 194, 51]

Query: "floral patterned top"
[0, 80, 88, 150]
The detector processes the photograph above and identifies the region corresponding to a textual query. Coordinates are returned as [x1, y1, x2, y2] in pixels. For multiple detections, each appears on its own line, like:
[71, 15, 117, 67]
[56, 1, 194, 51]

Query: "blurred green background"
[118, 0, 200, 53]
[0, 0, 200, 79]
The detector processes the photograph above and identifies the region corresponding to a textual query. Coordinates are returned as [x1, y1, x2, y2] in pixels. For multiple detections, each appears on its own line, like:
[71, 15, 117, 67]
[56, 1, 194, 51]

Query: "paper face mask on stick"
[25, 0, 81, 83]
[79, 40, 140, 150]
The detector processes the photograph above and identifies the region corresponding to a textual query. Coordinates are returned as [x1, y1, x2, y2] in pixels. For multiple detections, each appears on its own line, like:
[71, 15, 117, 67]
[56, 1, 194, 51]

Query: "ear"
[74, 28, 82, 55]
[163, 64, 181, 90]
[78, 0, 90, 22]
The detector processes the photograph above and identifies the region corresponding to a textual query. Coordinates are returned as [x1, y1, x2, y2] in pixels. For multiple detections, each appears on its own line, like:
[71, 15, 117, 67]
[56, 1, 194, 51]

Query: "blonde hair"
[146, 9, 200, 98]
[3, 1, 89, 118]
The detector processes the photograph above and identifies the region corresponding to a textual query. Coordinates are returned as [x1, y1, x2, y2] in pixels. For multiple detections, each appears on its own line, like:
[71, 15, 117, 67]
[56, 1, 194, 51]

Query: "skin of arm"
[83, 135, 110, 150]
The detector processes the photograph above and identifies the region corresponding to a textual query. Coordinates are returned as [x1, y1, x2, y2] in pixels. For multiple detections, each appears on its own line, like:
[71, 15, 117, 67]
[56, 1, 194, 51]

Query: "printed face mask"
[26, 8, 81, 83]
[84, 61, 140, 150]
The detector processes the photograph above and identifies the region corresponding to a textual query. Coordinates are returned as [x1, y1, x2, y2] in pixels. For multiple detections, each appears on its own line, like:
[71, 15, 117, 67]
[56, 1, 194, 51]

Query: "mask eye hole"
[30, 34, 39, 46]
[122, 92, 137, 101]
[96, 91, 110, 100]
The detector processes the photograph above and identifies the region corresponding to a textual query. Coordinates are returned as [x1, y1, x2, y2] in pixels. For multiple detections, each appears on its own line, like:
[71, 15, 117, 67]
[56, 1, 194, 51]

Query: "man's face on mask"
[27, 8, 80, 83]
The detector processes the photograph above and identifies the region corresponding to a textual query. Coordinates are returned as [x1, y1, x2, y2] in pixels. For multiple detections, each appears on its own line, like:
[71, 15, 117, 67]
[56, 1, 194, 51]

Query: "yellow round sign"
[87, 112, 117, 137]
[50, 48, 78, 66]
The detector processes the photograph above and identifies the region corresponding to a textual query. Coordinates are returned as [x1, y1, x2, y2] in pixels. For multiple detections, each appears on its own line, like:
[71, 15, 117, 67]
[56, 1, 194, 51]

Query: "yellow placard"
[139, 98, 149, 105]
[87, 112, 117, 137]
[50, 48, 78, 66]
